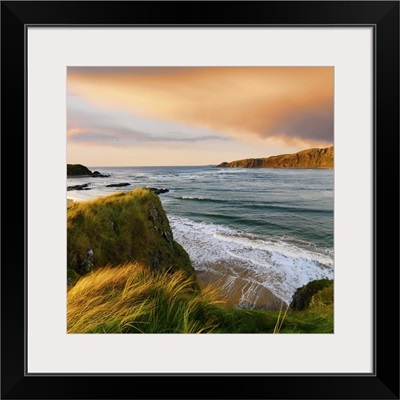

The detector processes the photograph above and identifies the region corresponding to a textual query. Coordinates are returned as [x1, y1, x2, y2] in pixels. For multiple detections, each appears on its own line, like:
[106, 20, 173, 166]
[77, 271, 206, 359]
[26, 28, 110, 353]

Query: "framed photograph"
[2, 1, 399, 399]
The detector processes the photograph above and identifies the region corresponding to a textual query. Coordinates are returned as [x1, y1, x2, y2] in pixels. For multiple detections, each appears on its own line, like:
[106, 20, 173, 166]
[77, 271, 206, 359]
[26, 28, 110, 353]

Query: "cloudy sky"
[67, 67, 333, 166]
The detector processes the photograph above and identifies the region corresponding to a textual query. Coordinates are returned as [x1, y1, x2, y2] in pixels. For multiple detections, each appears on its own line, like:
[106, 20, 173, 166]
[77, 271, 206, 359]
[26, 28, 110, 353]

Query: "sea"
[67, 166, 334, 308]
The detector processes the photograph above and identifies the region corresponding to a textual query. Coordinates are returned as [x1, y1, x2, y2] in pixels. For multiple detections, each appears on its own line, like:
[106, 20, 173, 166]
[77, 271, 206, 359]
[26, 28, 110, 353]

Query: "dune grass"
[68, 262, 223, 333]
[67, 263, 333, 334]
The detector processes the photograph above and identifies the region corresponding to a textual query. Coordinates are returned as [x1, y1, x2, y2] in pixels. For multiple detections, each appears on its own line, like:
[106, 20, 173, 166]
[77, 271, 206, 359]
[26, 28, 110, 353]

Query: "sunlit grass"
[67, 262, 225, 333]
[68, 263, 334, 334]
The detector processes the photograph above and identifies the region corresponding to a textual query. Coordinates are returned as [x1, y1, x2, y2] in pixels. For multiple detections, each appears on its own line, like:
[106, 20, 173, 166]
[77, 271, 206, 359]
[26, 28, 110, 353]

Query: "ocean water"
[67, 166, 334, 305]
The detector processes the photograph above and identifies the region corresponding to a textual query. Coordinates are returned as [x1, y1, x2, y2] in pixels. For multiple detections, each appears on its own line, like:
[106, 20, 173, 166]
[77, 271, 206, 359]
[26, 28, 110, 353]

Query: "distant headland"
[217, 146, 334, 169]
[67, 164, 110, 177]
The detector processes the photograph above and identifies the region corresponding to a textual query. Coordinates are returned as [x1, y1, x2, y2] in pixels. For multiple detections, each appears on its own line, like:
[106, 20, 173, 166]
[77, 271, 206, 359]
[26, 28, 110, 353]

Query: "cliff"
[67, 189, 195, 284]
[217, 146, 334, 169]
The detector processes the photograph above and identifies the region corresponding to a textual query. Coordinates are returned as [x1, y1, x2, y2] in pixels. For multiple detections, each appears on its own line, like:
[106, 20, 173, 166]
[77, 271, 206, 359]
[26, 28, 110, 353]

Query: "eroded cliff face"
[217, 146, 334, 169]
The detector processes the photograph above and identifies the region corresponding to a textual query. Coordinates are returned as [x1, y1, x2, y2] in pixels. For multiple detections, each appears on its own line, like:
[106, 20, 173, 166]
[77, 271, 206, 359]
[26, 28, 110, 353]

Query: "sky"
[67, 67, 333, 166]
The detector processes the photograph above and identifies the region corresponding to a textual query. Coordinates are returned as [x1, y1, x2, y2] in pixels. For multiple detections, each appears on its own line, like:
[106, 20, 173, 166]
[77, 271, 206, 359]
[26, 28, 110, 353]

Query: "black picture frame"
[1, 1, 399, 399]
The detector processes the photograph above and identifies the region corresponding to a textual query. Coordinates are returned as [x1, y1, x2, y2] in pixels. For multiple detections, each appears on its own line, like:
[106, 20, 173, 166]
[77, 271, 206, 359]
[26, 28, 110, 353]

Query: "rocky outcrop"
[106, 183, 130, 188]
[217, 146, 334, 169]
[67, 164, 110, 177]
[290, 279, 333, 311]
[67, 164, 93, 176]
[67, 183, 91, 191]
[146, 187, 169, 195]
[92, 171, 110, 178]
[67, 188, 195, 284]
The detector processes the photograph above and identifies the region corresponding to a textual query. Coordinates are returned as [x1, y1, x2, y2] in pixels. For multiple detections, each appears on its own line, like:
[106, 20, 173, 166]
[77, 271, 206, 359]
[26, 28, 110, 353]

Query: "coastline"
[67, 194, 285, 310]
[66, 166, 333, 311]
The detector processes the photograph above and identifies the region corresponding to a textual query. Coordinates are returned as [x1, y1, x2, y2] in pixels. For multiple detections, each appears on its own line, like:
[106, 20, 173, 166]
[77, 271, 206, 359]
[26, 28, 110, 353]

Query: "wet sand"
[194, 261, 287, 311]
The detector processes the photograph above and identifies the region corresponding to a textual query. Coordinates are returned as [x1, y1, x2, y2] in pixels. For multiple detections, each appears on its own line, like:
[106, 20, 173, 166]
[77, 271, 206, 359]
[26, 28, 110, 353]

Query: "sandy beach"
[194, 261, 286, 311]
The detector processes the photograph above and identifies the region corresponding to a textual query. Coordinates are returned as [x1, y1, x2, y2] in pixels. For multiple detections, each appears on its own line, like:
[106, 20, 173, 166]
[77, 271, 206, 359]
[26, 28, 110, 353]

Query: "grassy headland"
[67, 188, 333, 333]
[67, 163, 93, 176]
[217, 146, 333, 168]
[67, 189, 194, 284]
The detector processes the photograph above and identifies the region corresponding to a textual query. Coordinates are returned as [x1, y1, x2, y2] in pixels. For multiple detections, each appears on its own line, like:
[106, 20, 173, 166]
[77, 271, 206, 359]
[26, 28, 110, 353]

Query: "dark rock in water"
[106, 183, 131, 188]
[146, 187, 169, 195]
[67, 183, 91, 191]
[290, 279, 333, 311]
[92, 171, 110, 178]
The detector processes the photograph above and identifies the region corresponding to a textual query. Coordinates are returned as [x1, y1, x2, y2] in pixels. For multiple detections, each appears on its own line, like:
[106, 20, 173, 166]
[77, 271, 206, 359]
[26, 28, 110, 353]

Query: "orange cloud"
[67, 67, 333, 146]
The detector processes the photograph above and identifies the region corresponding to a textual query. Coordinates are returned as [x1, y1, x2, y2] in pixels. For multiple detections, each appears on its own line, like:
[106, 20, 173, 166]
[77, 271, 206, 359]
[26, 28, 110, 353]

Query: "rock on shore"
[106, 183, 131, 188]
[290, 279, 333, 310]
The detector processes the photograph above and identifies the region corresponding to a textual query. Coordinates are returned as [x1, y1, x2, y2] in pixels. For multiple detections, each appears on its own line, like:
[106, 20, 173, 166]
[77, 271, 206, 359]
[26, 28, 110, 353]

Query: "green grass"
[67, 189, 195, 280]
[68, 262, 333, 334]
